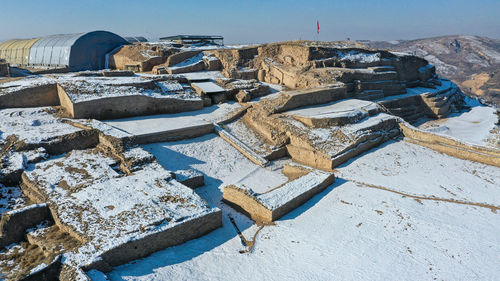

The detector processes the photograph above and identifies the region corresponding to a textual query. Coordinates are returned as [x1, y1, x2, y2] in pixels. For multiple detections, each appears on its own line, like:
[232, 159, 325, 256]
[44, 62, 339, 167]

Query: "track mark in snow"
[342, 178, 500, 213]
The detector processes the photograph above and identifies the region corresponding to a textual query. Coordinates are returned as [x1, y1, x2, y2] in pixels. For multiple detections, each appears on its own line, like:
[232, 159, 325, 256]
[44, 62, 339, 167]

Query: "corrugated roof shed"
[29, 31, 128, 71]
[0, 39, 40, 65]
[0, 30, 128, 71]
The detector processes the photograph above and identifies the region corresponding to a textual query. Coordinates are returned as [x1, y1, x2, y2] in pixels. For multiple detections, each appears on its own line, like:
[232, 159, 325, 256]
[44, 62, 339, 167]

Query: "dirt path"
[228, 215, 272, 254]
[341, 177, 499, 213]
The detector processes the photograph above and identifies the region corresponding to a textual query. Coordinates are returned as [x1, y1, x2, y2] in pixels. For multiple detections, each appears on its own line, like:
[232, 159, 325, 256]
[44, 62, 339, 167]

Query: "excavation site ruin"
[0, 30, 499, 281]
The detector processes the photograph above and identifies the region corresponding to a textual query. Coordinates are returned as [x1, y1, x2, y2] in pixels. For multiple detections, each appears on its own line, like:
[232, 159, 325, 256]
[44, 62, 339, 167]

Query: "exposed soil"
[0, 242, 55, 280]
[462, 73, 491, 95]
[228, 215, 274, 254]
[346, 178, 500, 213]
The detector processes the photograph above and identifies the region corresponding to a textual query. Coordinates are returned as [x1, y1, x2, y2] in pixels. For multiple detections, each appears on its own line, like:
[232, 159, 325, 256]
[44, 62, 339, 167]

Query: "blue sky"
[0, 0, 499, 43]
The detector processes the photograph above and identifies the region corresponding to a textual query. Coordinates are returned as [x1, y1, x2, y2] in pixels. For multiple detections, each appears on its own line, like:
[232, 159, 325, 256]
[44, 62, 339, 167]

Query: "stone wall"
[0, 204, 53, 248]
[0, 84, 59, 108]
[211, 42, 438, 95]
[57, 86, 204, 119]
[165, 50, 201, 67]
[400, 122, 500, 167]
[86, 210, 222, 271]
[0, 60, 9, 76]
[108, 45, 175, 72]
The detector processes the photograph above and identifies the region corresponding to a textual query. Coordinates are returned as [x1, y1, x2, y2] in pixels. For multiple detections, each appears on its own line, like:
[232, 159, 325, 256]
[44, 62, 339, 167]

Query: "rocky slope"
[365, 35, 500, 107]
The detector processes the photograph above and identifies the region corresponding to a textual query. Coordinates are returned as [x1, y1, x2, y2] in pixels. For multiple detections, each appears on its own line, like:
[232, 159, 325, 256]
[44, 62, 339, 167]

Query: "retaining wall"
[223, 171, 335, 222]
[57, 86, 204, 119]
[166, 51, 201, 67]
[84, 210, 222, 271]
[0, 84, 59, 108]
[0, 204, 53, 248]
[400, 123, 500, 167]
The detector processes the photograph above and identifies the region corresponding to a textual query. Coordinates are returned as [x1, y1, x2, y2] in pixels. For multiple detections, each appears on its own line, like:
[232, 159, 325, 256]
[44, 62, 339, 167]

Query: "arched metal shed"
[28, 31, 128, 71]
[0, 39, 40, 65]
[124, 36, 148, 43]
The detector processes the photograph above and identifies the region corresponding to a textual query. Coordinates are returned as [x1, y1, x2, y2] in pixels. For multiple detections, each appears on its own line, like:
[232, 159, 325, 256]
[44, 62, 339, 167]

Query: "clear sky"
[0, 0, 499, 43]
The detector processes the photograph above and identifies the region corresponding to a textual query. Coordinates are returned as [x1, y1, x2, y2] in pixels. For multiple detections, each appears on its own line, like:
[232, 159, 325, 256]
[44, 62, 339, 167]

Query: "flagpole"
[316, 20, 320, 43]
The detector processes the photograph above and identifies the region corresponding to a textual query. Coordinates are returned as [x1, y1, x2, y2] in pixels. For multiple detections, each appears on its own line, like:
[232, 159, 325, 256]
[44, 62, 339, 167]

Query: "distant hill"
[364, 35, 500, 107]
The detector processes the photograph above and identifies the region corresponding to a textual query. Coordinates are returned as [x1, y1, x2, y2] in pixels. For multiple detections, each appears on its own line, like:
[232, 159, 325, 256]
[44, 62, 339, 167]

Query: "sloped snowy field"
[418, 98, 499, 147]
[103, 135, 500, 281]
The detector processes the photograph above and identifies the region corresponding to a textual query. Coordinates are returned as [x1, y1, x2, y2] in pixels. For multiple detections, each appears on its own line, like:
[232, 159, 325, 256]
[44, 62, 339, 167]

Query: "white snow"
[281, 112, 399, 158]
[87, 269, 110, 281]
[108, 140, 500, 281]
[233, 164, 289, 194]
[257, 169, 333, 210]
[105, 102, 241, 136]
[337, 140, 500, 204]
[142, 134, 288, 202]
[337, 50, 381, 63]
[191, 81, 225, 94]
[174, 169, 202, 182]
[23, 148, 219, 270]
[0, 107, 82, 144]
[377, 79, 454, 102]
[0, 76, 54, 93]
[459, 35, 500, 63]
[2, 64, 499, 281]
[29, 262, 48, 274]
[70, 167, 205, 220]
[215, 124, 269, 167]
[71, 119, 132, 139]
[224, 119, 278, 158]
[284, 99, 377, 120]
[170, 53, 204, 68]
[0, 74, 201, 103]
[181, 71, 224, 81]
[5, 203, 47, 215]
[418, 98, 499, 147]
[157, 81, 184, 92]
[26, 150, 119, 193]
[61, 79, 199, 103]
[0, 184, 26, 214]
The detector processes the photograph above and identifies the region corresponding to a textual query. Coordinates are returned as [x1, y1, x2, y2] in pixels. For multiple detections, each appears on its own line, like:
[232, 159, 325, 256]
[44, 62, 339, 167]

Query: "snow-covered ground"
[377, 79, 455, 102]
[224, 119, 277, 158]
[60, 77, 200, 103]
[337, 50, 381, 63]
[284, 99, 378, 125]
[1, 67, 498, 280]
[0, 74, 202, 103]
[142, 134, 288, 196]
[105, 102, 241, 137]
[0, 185, 26, 213]
[180, 71, 224, 81]
[418, 98, 499, 147]
[191, 81, 225, 94]
[0, 107, 82, 144]
[105, 135, 500, 281]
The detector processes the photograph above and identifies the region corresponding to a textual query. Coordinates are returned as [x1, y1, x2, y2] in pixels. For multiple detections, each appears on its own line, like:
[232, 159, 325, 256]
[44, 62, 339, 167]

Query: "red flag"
[317, 20, 320, 34]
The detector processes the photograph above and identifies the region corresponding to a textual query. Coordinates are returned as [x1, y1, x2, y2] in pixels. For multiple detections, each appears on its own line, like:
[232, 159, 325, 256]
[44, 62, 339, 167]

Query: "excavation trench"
[228, 215, 273, 254]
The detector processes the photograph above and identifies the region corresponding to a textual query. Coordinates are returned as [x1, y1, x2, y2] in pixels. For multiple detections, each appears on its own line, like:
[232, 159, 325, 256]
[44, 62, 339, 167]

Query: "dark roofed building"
[159, 35, 223, 46]
[0, 31, 128, 71]
[124, 36, 148, 43]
